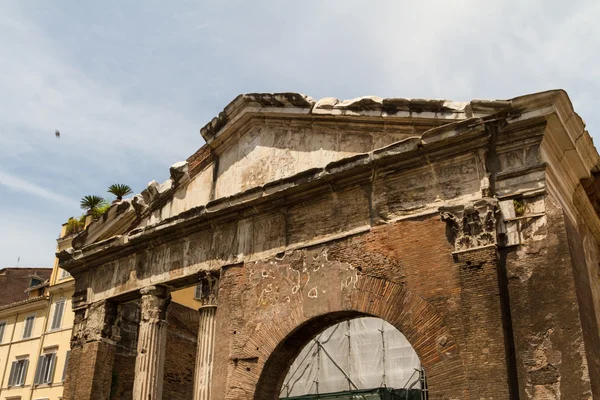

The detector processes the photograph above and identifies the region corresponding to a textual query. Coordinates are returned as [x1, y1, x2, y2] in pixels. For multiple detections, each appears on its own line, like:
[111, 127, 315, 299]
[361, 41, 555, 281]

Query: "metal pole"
[380, 320, 386, 388]
[346, 320, 351, 392]
[316, 341, 360, 391]
[315, 339, 320, 395]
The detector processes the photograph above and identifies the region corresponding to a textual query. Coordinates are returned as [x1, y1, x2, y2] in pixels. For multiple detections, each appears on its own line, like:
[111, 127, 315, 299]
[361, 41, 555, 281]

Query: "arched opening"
[259, 314, 427, 400]
[246, 275, 466, 400]
[279, 317, 427, 399]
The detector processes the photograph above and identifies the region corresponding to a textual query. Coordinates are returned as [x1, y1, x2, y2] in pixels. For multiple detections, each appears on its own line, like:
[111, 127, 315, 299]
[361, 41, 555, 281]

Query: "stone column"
[133, 285, 170, 400]
[63, 300, 120, 400]
[193, 275, 219, 400]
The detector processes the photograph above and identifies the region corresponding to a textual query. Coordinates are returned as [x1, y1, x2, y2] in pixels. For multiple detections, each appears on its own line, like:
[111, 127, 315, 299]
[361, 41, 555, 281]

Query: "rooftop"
[0, 267, 52, 307]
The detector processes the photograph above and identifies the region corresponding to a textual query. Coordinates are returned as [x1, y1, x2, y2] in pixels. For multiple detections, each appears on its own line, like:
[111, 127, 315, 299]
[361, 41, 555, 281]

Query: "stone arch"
[226, 273, 467, 400]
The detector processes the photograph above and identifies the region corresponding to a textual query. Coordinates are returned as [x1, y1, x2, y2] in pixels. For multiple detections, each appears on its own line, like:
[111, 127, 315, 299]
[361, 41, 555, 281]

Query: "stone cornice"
[0, 295, 48, 316]
[59, 118, 489, 275]
[532, 92, 600, 234]
[46, 278, 75, 294]
[200, 93, 475, 152]
[198, 90, 575, 153]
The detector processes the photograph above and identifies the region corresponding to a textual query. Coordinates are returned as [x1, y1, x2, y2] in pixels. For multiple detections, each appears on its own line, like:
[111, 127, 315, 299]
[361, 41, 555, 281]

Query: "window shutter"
[21, 359, 29, 385]
[24, 316, 34, 338]
[62, 350, 70, 382]
[52, 302, 65, 330]
[58, 302, 65, 326]
[48, 354, 57, 384]
[34, 355, 44, 385]
[8, 361, 17, 386]
[51, 305, 59, 330]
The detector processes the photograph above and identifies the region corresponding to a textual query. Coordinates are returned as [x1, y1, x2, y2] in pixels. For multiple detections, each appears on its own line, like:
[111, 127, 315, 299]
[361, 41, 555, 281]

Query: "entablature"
[58, 89, 600, 296]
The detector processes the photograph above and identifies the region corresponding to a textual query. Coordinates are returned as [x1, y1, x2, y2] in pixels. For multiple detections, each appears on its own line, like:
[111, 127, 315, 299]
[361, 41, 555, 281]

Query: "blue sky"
[0, 0, 598, 267]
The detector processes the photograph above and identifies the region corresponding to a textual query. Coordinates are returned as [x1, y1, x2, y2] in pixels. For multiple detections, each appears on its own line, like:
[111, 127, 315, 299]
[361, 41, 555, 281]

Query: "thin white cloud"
[0, 169, 79, 208]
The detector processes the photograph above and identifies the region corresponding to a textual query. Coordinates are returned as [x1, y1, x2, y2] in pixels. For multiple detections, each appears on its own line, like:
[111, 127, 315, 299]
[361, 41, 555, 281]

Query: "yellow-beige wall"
[0, 283, 74, 400]
[171, 285, 202, 310]
[0, 301, 47, 400]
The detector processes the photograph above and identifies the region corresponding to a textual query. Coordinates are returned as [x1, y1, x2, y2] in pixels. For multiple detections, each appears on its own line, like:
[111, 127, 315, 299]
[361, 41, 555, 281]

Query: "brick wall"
[213, 214, 511, 399]
[64, 341, 116, 400]
[565, 211, 600, 397]
[186, 145, 213, 178]
[163, 302, 199, 400]
[504, 196, 595, 399]
[107, 301, 199, 400]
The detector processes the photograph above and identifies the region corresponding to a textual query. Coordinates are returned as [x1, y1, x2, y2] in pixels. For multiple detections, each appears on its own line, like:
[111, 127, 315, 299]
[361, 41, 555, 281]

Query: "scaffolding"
[280, 318, 427, 400]
[281, 387, 423, 400]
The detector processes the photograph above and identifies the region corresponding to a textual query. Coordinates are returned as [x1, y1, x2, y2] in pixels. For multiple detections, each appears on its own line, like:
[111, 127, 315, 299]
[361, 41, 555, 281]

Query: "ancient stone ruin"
[58, 90, 600, 399]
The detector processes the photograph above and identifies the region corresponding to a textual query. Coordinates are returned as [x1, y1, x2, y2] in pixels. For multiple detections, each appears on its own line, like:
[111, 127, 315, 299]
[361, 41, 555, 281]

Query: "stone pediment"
[66, 89, 599, 254]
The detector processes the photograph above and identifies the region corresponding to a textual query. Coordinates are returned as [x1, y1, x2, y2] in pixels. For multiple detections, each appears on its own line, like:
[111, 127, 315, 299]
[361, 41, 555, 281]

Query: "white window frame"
[0, 320, 6, 343]
[8, 356, 29, 387]
[59, 268, 70, 279]
[34, 349, 57, 386]
[22, 314, 36, 339]
[50, 301, 65, 331]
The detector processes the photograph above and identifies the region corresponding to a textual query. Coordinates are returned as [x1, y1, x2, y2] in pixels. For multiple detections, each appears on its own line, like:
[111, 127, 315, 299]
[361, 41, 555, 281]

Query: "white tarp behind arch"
[280, 317, 422, 398]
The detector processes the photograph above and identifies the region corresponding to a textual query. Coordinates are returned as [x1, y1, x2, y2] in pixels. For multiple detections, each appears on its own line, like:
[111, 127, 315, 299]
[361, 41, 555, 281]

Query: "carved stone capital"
[197, 274, 219, 308]
[140, 285, 170, 323]
[70, 300, 120, 349]
[440, 198, 499, 253]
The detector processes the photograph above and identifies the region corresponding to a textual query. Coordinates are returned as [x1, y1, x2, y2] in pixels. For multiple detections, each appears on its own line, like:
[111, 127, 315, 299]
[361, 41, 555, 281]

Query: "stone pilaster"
[193, 275, 219, 400]
[133, 285, 170, 400]
[440, 199, 512, 398]
[63, 300, 120, 400]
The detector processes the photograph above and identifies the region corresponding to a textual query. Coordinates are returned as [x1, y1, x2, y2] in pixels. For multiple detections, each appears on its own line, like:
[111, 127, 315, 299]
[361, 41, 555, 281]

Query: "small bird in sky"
[55, 130, 60, 138]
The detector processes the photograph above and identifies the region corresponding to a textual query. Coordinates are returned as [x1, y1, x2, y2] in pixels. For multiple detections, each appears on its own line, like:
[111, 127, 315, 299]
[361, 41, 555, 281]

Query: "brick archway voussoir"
[226, 273, 467, 400]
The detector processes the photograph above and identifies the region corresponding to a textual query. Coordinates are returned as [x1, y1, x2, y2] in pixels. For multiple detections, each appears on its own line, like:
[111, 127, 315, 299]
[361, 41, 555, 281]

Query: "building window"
[30, 277, 43, 287]
[50, 301, 65, 331]
[0, 321, 6, 343]
[22, 315, 35, 339]
[59, 269, 70, 279]
[62, 350, 70, 382]
[8, 357, 29, 387]
[194, 284, 202, 300]
[34, 352, 57, 385]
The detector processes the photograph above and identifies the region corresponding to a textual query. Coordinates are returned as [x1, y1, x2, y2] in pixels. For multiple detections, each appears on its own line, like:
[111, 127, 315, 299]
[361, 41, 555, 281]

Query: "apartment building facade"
[0, 227, 75, 400]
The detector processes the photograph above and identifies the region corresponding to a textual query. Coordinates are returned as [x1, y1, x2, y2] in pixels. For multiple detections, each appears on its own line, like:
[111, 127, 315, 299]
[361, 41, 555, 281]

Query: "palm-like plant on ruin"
[107, 184, 133, 202]
[80, 195, 108, 217]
